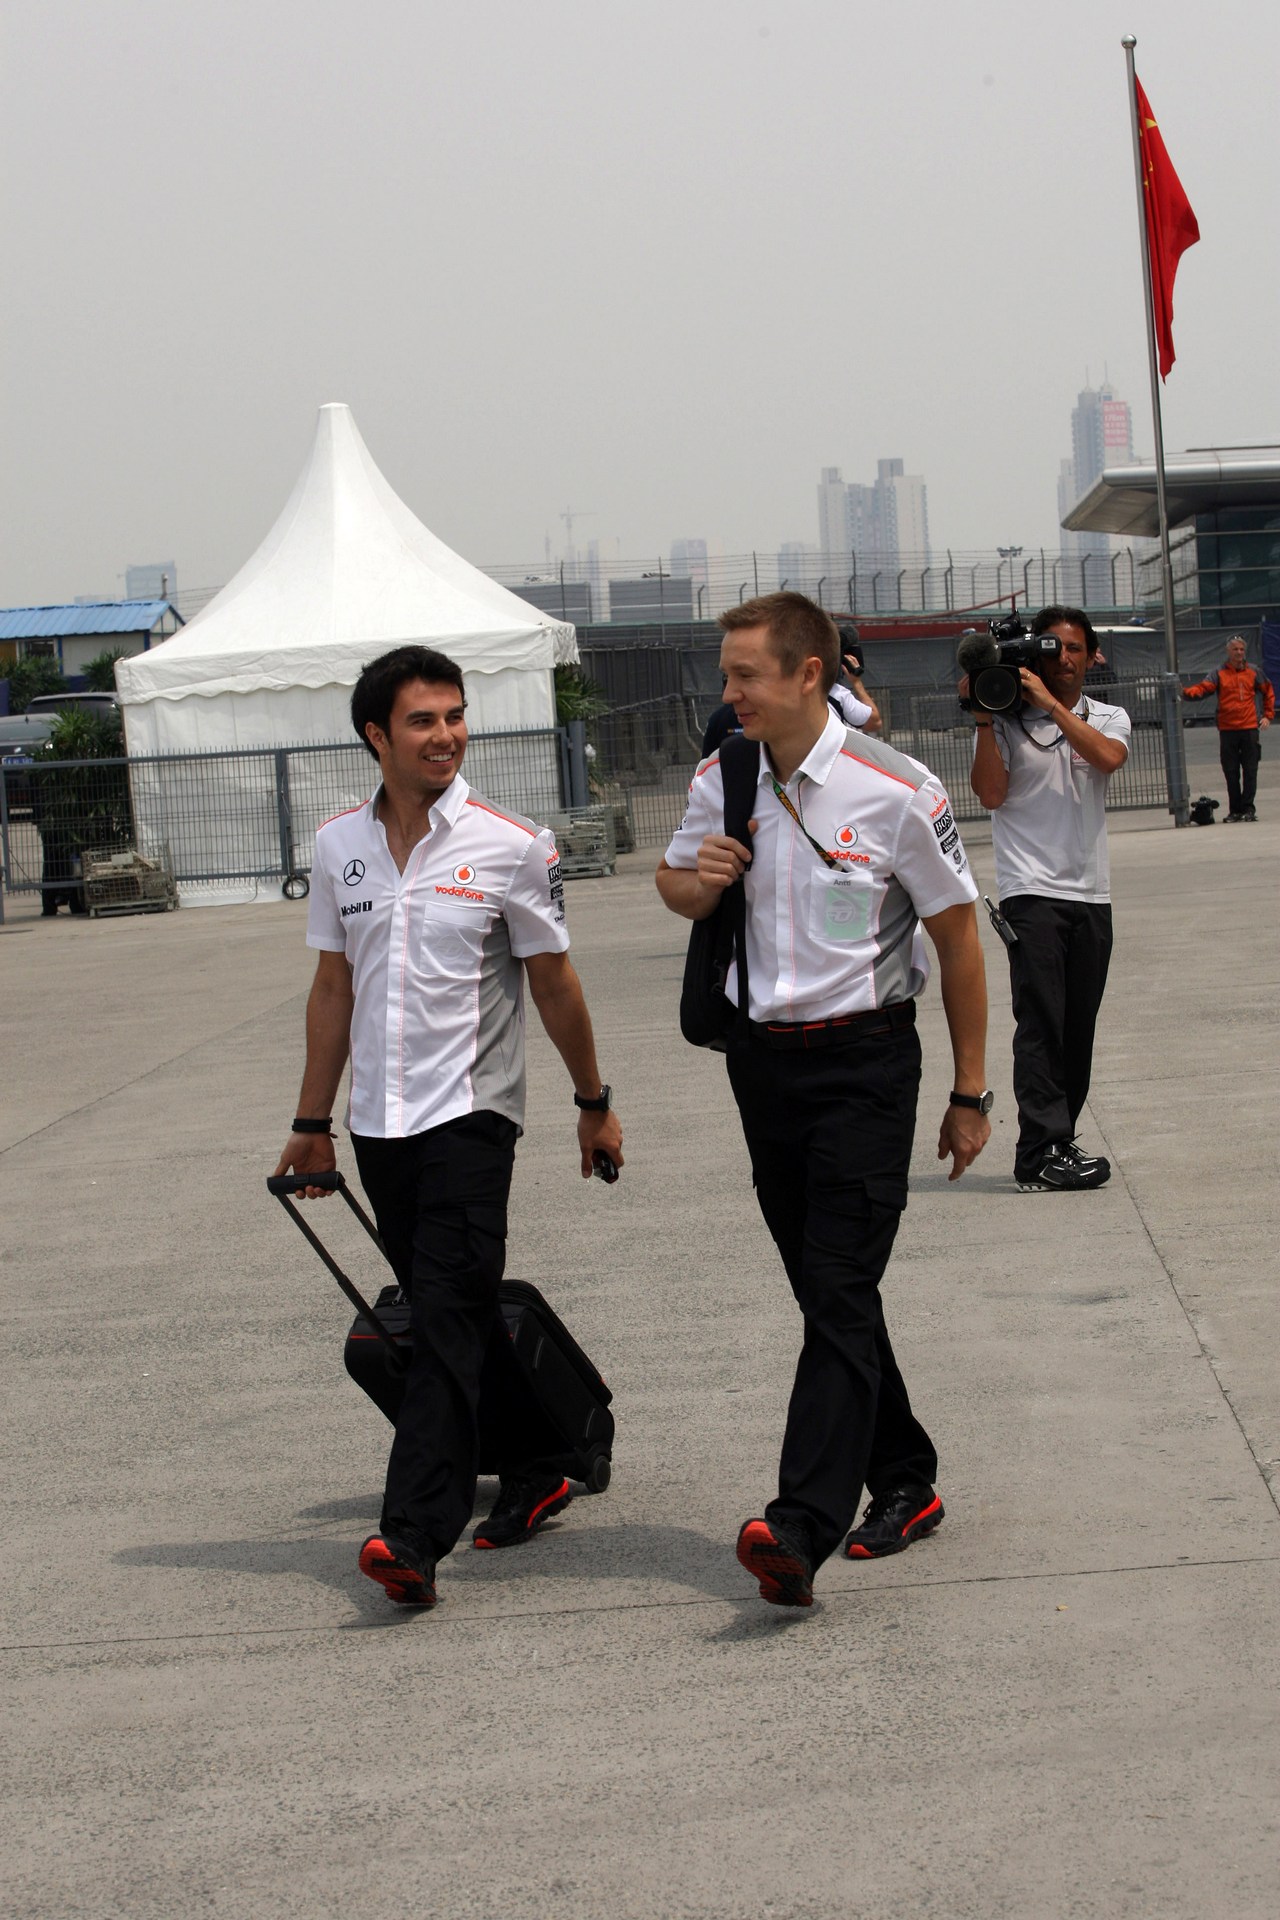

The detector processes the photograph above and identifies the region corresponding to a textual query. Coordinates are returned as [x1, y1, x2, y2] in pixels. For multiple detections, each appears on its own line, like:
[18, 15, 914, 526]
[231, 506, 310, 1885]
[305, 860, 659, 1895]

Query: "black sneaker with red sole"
[358, 1533, 437, 1606]
[735, 1517, 814, 1607]
[472, 1473, 573, 1550]
[843, 1487, 944, 1560]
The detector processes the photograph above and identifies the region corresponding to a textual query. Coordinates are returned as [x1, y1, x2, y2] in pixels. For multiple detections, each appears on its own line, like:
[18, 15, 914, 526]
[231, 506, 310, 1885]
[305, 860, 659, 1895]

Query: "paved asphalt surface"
[2, 726, 1277, 1918]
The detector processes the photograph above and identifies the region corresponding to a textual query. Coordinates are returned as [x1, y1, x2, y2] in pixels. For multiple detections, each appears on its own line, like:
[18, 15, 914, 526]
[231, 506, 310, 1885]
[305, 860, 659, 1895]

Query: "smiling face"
[719, 623, 824, 745]
[1226, 637, 1247, 670]
[364, 677, 468, 796]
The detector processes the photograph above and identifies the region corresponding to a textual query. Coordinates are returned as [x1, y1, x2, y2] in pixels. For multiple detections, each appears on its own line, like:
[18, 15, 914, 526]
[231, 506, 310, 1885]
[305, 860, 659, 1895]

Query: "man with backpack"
[657, 592, 990, 1609]
[1180, 634, 1274, 822]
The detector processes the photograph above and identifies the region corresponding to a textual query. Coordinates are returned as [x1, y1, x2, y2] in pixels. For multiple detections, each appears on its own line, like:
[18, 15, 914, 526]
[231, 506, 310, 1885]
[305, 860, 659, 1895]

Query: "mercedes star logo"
[343, 859, 366, 886]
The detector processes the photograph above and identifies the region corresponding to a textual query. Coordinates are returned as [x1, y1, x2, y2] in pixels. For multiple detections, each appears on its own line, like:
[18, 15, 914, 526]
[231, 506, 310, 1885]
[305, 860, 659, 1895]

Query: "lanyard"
[770, 777, 839, 869]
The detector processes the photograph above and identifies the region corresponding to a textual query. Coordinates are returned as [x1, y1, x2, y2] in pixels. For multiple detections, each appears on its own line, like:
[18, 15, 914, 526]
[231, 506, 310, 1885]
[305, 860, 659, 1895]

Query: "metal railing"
[1, 728, 566, 903]
[578, 676, 1182, 851]
[480, 542, 1215, 624]
[0, 681, 1190, 905]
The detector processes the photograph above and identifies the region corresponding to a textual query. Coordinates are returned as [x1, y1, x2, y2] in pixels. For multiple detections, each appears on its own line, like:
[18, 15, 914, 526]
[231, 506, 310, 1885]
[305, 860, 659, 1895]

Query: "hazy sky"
[3, 0, 1276, 605]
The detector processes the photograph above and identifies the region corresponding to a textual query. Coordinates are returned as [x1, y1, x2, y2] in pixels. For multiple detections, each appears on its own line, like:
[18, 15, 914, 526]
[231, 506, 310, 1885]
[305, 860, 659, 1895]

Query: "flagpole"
[1122, 34, 1180, 675]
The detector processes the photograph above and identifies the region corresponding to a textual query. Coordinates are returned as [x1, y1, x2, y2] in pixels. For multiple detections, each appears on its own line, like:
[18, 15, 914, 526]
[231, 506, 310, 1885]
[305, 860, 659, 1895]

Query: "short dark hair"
[719, 591, 840, 692]
[1032, 605, 1098, 656]
[351, 646, 466, 758]
[835, 621, 865, 676]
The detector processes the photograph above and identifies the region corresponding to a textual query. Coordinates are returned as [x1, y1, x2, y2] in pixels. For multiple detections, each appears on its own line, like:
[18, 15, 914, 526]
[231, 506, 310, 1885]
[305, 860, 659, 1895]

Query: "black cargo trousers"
[726, 1018, 936, 1568]
[352, 1111, 558, 1563]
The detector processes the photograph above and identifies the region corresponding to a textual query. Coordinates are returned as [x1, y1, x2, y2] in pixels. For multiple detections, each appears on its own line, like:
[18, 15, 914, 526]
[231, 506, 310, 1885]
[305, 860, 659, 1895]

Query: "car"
[0, 711, 57, 816]
[25, 690, 121, 716]
[0, 711, 57, 751]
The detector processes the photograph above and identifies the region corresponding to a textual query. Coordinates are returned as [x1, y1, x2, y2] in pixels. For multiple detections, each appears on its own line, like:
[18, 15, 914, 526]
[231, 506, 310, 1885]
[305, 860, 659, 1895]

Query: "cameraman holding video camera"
[965, 606, 1130, 1192]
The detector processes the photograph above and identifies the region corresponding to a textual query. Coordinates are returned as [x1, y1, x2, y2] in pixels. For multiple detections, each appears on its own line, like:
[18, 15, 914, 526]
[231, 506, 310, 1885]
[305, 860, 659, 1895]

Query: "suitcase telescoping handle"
[266, 1170, 407, 1371]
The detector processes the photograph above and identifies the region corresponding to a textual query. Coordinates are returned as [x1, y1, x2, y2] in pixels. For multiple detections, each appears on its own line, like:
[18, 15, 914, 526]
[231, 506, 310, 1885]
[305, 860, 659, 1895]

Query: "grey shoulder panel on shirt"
[837, 727, 931, 792]
[461, 786, 543, 841]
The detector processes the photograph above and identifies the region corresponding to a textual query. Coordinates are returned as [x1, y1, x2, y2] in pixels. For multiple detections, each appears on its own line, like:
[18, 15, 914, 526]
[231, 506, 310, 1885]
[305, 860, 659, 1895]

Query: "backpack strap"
[717, 733, 758, 1038]
[718, 731, 758, 847]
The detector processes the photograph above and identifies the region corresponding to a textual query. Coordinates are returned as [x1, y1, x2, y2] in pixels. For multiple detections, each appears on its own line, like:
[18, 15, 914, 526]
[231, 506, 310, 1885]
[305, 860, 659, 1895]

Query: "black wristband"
[291, 1116, 333, 1135]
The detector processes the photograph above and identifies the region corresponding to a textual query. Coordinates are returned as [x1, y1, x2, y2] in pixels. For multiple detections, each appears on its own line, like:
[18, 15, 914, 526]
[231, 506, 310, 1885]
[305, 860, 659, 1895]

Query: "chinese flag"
[1135, 76, 1200, 378]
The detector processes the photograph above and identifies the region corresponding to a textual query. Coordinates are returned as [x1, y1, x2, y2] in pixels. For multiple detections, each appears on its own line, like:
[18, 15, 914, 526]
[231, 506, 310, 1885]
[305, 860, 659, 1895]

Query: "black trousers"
[726, 1026, 935, 1568]
[352, 1112, 552, 1563]
[1003, 894, 1113, 1175]
[1219, 728, 1260, 814]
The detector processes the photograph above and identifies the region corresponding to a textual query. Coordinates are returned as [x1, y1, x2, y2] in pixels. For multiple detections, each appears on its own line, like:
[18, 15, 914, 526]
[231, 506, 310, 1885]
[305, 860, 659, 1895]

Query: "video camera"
[958, 613, 1061, 716]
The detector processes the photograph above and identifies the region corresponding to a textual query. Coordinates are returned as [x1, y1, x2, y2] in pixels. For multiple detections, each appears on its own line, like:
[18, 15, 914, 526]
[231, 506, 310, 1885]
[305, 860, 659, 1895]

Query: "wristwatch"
[574, 1084, 612, 1112]
[949, 1089, 993, 1114]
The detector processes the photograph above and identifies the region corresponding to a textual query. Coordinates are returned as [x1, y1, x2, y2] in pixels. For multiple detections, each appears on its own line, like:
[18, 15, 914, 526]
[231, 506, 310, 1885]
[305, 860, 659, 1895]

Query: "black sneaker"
[843, 1486, 944, 1559]
[735, 1517, 814, 1608]
[1225, 812, 1244, 824]
[472, 1473, 572, 1549]
[358, 1533, 437, 1607]
[1016, 1140, 1110, 1192]
[1243, 806, 1258, 822]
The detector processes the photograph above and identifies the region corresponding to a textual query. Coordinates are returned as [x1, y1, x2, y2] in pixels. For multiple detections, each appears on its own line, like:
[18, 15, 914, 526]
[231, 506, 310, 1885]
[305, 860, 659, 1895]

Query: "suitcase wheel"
[584, 1451, 611, 1495]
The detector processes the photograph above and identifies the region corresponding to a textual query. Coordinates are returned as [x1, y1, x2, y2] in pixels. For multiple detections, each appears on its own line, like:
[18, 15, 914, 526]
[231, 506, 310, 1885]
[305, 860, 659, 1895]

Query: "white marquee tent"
[114, 405, 579, 896]
[117, 401, 577, 754]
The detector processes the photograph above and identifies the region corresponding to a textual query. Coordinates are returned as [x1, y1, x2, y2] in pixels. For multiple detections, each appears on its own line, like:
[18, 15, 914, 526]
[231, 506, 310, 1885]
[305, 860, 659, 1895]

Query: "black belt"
[748, 1000, 916, 1050]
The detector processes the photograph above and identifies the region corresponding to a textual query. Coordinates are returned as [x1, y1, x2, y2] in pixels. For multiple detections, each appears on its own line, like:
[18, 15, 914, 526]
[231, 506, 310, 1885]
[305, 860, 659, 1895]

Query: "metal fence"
[0, 683, 1186, 907]
[579, 676, 1180, 851]
[1, 727, 567, 904]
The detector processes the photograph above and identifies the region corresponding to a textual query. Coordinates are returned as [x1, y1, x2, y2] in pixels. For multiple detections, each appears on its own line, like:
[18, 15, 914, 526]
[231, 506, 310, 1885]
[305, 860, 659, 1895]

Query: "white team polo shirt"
[828, 684, 874, 729]
[665, 708, 978, 1022]
[307, 774, 568, 1138]
[982, 695, 1131, 905]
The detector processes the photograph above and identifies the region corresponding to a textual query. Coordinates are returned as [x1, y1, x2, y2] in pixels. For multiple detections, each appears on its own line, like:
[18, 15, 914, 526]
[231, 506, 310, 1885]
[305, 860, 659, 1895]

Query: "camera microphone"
[957, 630, 999, 675]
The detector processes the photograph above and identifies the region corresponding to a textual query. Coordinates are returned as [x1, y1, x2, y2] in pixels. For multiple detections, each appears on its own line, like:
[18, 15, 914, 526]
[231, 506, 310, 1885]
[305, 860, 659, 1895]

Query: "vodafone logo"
[834, 824, 859, 849]
[452, 864, 477, 885]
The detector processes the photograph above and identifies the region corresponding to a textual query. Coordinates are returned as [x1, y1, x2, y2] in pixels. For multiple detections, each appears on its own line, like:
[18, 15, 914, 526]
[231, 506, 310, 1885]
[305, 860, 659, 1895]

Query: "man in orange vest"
[1181, 635, 1274, 822]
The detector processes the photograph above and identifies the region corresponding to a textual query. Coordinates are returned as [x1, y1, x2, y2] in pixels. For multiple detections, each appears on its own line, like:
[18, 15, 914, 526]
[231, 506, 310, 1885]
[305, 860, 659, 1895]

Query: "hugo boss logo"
[343, 859, 366, 887]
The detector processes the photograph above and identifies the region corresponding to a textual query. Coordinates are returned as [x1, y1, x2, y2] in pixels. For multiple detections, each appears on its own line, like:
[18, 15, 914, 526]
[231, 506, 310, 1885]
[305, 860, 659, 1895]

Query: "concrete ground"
[2, 729, 1278, 1919]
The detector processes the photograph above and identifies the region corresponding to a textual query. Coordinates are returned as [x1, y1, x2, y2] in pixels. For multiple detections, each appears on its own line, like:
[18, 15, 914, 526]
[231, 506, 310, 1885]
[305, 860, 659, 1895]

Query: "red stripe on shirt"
[838, 747, 918, 790]
[464, 798, 538, 836]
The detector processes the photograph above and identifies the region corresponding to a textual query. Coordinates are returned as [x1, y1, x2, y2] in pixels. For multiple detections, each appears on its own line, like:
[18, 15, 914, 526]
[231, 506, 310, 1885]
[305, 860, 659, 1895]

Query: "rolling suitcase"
[267, 1170, 614, 1492]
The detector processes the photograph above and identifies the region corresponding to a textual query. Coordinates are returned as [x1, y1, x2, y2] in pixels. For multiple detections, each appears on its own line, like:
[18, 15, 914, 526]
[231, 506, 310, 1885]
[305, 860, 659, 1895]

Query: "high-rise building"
[1060, 383, 1138, 560]
[125, 561, 178, 600]
[817, 468, 850, 566]
[874, 458, 930, 562]
[815, 460, 930, 605]
[669, 539, 709, 588]
[776, 542, 825, 600]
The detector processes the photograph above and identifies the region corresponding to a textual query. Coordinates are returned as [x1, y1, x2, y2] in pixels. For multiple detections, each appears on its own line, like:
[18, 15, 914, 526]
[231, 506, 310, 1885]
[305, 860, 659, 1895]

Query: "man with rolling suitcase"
[273, 645, 623, 1608]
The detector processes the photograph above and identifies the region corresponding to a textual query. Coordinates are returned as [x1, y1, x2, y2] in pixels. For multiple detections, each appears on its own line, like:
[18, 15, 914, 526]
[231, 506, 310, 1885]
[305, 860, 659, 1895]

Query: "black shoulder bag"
[678, 733, 757, 1051]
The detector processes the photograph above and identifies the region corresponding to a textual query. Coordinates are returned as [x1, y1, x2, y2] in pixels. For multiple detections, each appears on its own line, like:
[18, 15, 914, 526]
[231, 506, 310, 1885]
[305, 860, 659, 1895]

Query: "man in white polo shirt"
[968, 605, 1130, 1193]
[274, 646, 623, 1609]
[657, 593, 991, 1609]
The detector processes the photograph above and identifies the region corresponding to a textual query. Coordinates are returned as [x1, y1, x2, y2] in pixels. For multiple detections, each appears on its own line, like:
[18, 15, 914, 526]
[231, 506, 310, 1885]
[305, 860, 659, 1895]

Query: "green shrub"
[35, 707, 132, 861]
[6, 655, 65, 713]
[81, 648, 129, 693]
[554, 664, 608, 723]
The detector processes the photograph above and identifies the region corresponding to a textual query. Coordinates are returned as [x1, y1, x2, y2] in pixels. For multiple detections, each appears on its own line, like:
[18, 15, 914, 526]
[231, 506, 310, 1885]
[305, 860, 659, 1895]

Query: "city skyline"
[3, 3, 1276, 610]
